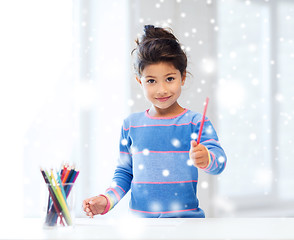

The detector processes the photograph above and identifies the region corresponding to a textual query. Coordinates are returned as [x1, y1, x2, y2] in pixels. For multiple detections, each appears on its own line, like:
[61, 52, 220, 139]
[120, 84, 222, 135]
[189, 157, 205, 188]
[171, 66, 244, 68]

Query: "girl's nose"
[157, 82, 168, 95]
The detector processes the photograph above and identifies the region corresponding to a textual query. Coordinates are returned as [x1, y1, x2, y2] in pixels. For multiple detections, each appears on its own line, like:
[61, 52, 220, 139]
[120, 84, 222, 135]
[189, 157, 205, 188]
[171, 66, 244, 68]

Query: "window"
[217, 0, 294, 216]
[0, 0, 130, 218]
[0, 0, 74, 219]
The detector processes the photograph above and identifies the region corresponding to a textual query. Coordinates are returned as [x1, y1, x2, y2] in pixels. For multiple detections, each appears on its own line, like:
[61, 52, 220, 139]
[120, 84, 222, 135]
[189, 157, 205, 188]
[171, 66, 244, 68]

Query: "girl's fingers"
[190, 140, 197, 148]
[82, 200, 88, 209]
[89, 201, 102, 215]
[84, 195, 107, 216]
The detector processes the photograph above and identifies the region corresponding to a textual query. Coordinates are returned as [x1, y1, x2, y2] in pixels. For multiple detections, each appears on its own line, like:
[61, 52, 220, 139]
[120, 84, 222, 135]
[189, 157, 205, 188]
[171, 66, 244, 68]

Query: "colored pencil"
[66, 168, 75, 183]
[40, 165, 79, 226]
[66, 171, 79, 198]
[62, 167, 71, 183]
[49, 170, 72, 226]
[57, 172, 67, 200]
[40, 169, 65, 226]
[197, 97, 209, 144]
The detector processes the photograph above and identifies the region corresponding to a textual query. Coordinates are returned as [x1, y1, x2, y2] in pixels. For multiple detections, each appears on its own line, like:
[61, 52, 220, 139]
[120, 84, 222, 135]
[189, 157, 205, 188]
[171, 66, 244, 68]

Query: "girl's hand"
[189, 140, 209, 169]
[82, 195, 108, 218]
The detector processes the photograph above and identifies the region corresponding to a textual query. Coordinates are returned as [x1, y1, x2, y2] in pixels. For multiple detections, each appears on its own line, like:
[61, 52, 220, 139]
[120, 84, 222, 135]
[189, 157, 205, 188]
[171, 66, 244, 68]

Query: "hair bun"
[144, 25, 155, 33]
[143, 25, 156, 39]
[143, 24, 176, 41]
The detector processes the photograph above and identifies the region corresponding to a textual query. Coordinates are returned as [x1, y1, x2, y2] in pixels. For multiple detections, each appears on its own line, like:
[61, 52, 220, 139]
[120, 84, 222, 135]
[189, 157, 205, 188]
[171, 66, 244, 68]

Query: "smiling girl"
[83, 25, 227, 218]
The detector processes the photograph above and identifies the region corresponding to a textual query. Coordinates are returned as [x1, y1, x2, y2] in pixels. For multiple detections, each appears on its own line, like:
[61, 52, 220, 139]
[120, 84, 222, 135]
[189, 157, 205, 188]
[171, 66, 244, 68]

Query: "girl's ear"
[136, 75, 142, 85]
[181, 71, 187, 86]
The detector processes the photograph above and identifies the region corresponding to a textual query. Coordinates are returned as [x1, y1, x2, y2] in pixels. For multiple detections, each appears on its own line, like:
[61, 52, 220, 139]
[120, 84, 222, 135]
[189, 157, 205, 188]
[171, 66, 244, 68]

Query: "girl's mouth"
[156, 96, 171, 102]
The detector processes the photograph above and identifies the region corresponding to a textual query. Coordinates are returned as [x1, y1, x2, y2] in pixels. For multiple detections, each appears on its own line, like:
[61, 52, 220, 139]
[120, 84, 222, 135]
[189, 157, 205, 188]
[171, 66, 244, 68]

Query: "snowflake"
[149, 201, 162, 212]
[230, 51, 237, 59]
[275, 93, 284, 102]
[202, 58, 215, 73]
[130, 146, 138, 154]
[251, 78, 259, 86]
[206, 125, 213, 134]
[162, 169, 170, 177]
[138, 164, 144, 170]
[187, 159, 193, 166]
[255, 169, 273, 186]
[249, 133, 256, 140]
[110, 181, 117, 188]
[218, 156, 225, 163]
[143, 148, 150, 155]
[171, 138, 181, 148]
[127, 99, 134, 106]
[201, 181, 209, 189]
[170, 201, 181, 211]
[248, 44, 257, 52]
[191, 133, 198, 140]
[121, 139, 128, 146]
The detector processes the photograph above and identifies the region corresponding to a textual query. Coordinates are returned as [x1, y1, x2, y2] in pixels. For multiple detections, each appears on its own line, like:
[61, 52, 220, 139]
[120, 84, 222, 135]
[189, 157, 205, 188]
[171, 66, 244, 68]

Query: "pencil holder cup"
[43, 183, 75, 228]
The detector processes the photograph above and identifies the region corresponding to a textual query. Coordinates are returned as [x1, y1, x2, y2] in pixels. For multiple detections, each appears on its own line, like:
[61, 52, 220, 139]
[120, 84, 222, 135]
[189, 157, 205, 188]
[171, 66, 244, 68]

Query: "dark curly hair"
[132, 25, 187, 77]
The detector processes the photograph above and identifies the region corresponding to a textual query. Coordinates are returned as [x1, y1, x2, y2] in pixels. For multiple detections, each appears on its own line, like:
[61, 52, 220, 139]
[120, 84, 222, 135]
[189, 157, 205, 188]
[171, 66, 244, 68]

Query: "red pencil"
[197, 97, 209, 144]
[62, 167, 71, 183]
[61, 164, 67, 180]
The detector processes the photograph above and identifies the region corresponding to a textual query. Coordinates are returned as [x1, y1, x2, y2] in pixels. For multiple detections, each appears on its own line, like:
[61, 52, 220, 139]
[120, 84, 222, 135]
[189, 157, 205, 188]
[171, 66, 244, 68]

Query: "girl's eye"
[167, 77, 174, 82]
[147, 79, 155, 84]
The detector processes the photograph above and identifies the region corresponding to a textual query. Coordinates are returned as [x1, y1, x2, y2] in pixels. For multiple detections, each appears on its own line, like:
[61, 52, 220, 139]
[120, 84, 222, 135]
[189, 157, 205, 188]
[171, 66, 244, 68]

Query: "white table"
[1, 217, 294, 239]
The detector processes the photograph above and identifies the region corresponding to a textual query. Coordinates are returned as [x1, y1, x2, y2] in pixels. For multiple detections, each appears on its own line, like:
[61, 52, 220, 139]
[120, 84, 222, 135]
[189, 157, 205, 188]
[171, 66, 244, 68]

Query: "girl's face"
[136, 62, 186, 115]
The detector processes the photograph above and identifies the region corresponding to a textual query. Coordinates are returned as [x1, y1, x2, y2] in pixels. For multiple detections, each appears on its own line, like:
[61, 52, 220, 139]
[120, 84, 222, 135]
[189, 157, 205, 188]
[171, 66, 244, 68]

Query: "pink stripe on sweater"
[123, 119, 210, 131]
[120, 151, 130, 154]
[145, 109, 188, 119]
[123, 122, 194, 131]
[202, 139, 220, 144]
[116, 185, 126, 193]
[132, 180, 197, 184]
[206, 152, 216, 171]
[130, 208, 198, 214]
[134, 150, 189, 155]
[106, 188, 121, 201]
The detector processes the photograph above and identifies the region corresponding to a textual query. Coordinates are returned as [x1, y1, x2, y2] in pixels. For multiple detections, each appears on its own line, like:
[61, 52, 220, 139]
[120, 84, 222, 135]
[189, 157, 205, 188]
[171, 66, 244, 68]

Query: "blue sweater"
[104, 109, 227, 218]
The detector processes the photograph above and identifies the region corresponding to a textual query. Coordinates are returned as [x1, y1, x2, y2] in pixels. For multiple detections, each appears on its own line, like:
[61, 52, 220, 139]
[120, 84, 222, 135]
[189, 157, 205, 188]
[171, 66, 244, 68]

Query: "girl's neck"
[148, 102, 185, 118]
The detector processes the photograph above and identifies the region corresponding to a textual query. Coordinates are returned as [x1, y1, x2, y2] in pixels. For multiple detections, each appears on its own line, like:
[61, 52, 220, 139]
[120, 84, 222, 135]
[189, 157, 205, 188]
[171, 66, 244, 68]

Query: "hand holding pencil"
[189, 140, 210, 169]
[189, 97, 210, 169]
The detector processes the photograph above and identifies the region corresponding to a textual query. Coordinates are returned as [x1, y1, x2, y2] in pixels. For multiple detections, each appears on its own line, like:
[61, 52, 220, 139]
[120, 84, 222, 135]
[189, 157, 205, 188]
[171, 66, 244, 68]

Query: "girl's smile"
[156, 96, 171, 102]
